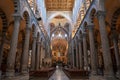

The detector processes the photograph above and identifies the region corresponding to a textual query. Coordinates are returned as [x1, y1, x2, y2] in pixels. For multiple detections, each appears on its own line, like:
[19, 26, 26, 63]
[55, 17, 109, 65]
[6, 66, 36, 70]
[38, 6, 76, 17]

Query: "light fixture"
[58, 33, 62, 37]
[31, 7, 34, 10]
[65, 34, 67, 37]
[52, 34, 55, 37]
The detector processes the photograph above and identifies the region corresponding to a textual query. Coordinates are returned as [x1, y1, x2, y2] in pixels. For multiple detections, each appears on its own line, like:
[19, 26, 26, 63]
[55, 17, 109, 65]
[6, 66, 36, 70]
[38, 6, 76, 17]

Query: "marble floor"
[48, 67, 69, 80]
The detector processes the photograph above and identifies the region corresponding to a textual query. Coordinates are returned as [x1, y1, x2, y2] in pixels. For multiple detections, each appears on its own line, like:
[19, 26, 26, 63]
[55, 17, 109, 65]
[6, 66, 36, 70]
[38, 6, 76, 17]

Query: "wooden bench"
[30, 68, 55, 79]
[63, 68, 89, 79]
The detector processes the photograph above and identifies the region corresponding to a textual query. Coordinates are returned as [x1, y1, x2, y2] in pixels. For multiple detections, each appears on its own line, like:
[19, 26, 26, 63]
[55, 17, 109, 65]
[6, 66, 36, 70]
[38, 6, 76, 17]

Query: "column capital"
[87, 24, 94, 30]
[96, 10, 106, 18]
[78, 35, 83, 42]
[26, 27, 31, 31]
[78, 39, 82, 43]
[13, 13, 21, 17]
[79, 34, 83, 38]
[32, 36, 37, 39]
[82, 32, 87, 38]
[13, 13, 22, 20]
[37, 41, 41, 44]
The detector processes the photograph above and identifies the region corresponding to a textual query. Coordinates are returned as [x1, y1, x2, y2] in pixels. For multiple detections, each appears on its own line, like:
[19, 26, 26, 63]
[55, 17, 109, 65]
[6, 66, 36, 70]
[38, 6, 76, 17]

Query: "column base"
[3, 74, 29, 80]
[21, 70, 29, 75]
[6, 70, 15, 77]
[21, 73, 29, 80]
[3, 77, 14, 80]
[116, 71, 120, 79]
[89, 75, 105, 80]
[104, 75, 117, 80]
[30, 68, 35, 71]
[3, 70, 15, 80]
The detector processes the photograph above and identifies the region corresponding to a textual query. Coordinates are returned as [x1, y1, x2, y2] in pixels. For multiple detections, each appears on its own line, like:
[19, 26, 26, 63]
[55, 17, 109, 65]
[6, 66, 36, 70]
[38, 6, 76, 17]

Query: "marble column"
[44, 43, 47, 58]
[68, 43, 71, 68]
[112, 33, 120, 79]
[75, 40, 79, 68]
[97, 11, 115, 79]
[16, 49, 22, 73]
[70, 44, 73, 68]
[69, 44, 71, 66]
[21, 27, 31, 74]
[39, 44, 41, 69]
[88, 25, 97, 76]
[78, 36, 83, 70]
[42, 47, 45, 67]
[67, 44, 70, 66]
[31, 36, 37, 70]
[82, 32, 88, 70]
[6, 14, 21, 77]
[40, 46, 44, 67]
[72, 40, 75, 68]
[46, 44, 50, 58]
[36, 42, 40, 70]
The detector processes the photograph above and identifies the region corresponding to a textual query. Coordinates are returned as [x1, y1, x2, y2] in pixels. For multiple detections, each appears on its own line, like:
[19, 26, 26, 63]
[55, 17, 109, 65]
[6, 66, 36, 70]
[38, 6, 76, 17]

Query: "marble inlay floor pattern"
[49, 68, 69, 80]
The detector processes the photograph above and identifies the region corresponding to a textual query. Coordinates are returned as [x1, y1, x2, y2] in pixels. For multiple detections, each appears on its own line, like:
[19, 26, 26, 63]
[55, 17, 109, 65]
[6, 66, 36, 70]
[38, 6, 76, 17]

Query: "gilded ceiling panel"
[45, 0, 74, 11]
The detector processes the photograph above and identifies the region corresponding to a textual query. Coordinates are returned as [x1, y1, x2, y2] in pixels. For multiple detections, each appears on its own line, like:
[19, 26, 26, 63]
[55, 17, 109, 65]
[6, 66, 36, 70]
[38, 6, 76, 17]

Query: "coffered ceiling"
[45, 0, 75, 11]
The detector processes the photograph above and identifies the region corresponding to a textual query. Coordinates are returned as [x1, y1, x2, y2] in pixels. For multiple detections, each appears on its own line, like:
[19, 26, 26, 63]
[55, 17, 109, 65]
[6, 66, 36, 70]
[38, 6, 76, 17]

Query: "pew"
[63, 68, 89, 80]
[30, 68, 55, 80]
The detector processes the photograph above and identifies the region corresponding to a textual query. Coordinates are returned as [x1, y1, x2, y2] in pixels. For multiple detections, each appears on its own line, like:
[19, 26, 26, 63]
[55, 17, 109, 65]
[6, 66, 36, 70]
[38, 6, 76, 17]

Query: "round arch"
[47, 13, 72, 29]
[51, 26, 69, 36]
[21, 7, 31, 24]
[82, 21, 88, 32]
[47, 12, 72, 23]
[89, 8, 96, 23]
